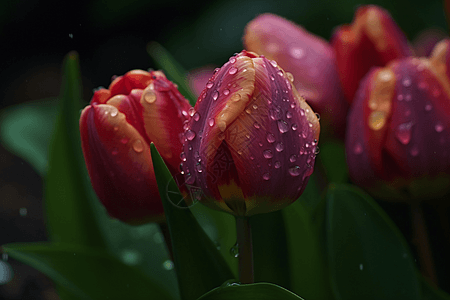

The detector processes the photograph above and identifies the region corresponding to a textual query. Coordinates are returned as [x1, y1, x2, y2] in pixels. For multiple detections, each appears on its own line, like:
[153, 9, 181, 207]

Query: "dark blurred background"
[0, 0, 448, 298]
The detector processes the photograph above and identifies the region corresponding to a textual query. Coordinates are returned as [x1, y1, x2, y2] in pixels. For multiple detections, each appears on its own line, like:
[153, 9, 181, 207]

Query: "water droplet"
[113, 126, 119, 131]
[288, 166, 301, 177]
[229, 56, 236, 64]
[435, 122, 444, 132]
[277, 70, 284, 77]
[274, 161, 281, 168]
[133, 140, 144, 153]
[252, 104, 258, 110]
[253, 122, 260, 129]
[186, 173, 195, 184]
[277, 120, 289, 133]
[263, 173, 271, 180]
[286, 72, 294, 83]
[186, 130, 196, 140]
[231, 93, 241, 102]
[144, 91, 157, 103]
[212, 91, 219, 100]
[275, 142, 284, 152]
[193, 112, 200, 121]
[206, 82, 214, 89]
[228, 67, 238, 75]
[290, 103, 296, 109]
[425, 103, 433, 111]
[299, 109, 305, 116]
[196, 163, 203, 173]
[289, 155, 297, 162]
[120, 138, 129, 144]
[395, 122, 413, 145]
[180, 152, 186, 162]
[263, 149, 273, 159]
[315, 113, 320, 120]
[111, 148, 119, 155]
[354, 142, 363, 155]
[266, 133, 275, 143]
[163, 259, 174, 270]
[208, 118, 215, 127]
[110, 107, 118, 117]
[223, 89, 230, 96]
[314, 146, 320, 155]
[230, 242, 239, 258]
[286, 111, 293, 119]
[269, 106, 282, 120]
[397, 94, 404, 101]
[291, 124, 298, 131]
[270, 60, 278, 67]
[270, 74, 275, 81]
[359, 264, 364, 271]
[410, 145, 419, 157]
[368, 111, 387, 130]
[290, 47, 304, 59]
[402, 78, 411, 87]
[19, 207, 27, 217]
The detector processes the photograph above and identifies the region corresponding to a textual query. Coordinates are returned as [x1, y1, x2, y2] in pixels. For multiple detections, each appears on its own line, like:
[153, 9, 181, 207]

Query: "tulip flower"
[80, 70, 192, 225]
[244, 13, 347, 136]
[346, 39, 450, 201]
[181, 50, 320, 217]
[332, 5, 413, 104]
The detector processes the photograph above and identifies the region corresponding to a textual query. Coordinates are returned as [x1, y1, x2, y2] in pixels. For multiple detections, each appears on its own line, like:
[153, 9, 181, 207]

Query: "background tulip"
[80, 70, 192, 224]
[332, 5, 413, 104]
[346, 40, 450, 201]
[182, 51, 320, 217]
[244, 13, 347, 137]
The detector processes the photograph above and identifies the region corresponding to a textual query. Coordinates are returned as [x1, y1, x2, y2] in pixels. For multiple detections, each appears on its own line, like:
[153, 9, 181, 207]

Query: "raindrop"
[315, 113, 320, 120]
[223, 89, 230, 96]
[206, 82, 214, 89]
[290, 103, 296, 109]
[186, 130, 196, 140]
[229, 56, 236, 64]
[269, 107, 282, 120]
[299, 109, 305, 116]
[253, 122, 261, 129]
[111, 148, 119, 156]
[289, 155, 297, 162]
[274, 161, 281, 168]
[208, 118, 215, 127]
[435, 122, 444, 133]
[410, 145, 419, 157]
[402, 78, 411, 87]
[231, 94, 241, 102]
[277, 70, 284, 77]
[395, 122, 413, 145]
[286, 72, 294, 83]
[270, 60, 278, 67]
[133, 140, 144, 153]
[180, 152, 186, 162]
[397, 94, 404, 101]
[425, 103, 433, 111]
[193, 112, 200, 121]
[263, 173, 271, 180]
[270, 74, 275, 81]
[122, 250, 140, 266]
[212, 91, 219, 100]
[291, 124, 298, 131]
[252, 104, 258, 110]
[308, 123, 313, 128]
[196, 163, 203, 173]
[277, 120, 289, 133]
[263, 149, 273, 159]
[230, 243, 239, 258]
[163, 260, 174, 270]
[275, 142, 284, 152]
[288, 166, 301, 177]
[110, 107, 118, 117]
[144, 91, 157, 103]
[290, 47, 304, 59]
[266, 133, 276, 143]
[286, 111, 293, 119]
[120, 138, 128, 144]
[354, 142, 363, 155]
[19, 208, 27, 217]
[359, 264, 364, 271]
[228, 67, 238, 75]
[188, 107, 196, 117]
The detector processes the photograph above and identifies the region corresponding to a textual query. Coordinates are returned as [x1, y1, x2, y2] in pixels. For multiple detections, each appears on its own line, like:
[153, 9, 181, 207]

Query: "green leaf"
[317, 140, 347, 184]
[44, 52, 106, 247]
[2, 243, 174, 300]
[147, 41, 197, 106]
[196, 282, 304, 300]
[151, 144, 235, 300]
[326, 184, 421, 300]
[0, 98, 58, 175]
[421, 276, 450, 300]
[251, 210, 290, 289]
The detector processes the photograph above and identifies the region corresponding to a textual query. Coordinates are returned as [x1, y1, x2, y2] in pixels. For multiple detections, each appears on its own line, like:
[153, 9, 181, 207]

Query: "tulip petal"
[109, 70, 153, 96]
[332, 5, 412, 103]
[80, 104, 163, 224]
[244, 13, 348, 135]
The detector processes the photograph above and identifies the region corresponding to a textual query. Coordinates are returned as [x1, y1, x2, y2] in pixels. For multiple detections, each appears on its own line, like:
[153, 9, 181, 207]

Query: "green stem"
[236, 216, 254, 284]
[411, 201, 438, 285]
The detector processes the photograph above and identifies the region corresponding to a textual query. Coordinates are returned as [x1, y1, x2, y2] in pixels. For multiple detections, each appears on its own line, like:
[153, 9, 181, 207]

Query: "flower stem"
[158, 222, 174, 260]
[236, 216, 254, 284]
[411, 201, 437, 285]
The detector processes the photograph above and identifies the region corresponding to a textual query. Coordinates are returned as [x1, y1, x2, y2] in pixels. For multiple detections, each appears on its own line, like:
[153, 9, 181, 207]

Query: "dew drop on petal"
[410, 145, 419, 157]
[110, 107, 118, 117]
[291, 124, 298, 131]
[193, 112, 200, 121]
[208, 118, 215, 127]
[286, 72, 294, 83]
[253, 122, 261, 129]
[206, 82, 214, 89]
[266, 133, 276, 143]
[144, 91, 157, 103]
[277, 120, 289, 133]
[133, 139, 144, 153]
[186, 130, 196, 141]
[229, 56, 236, 64]
[180, 152, 186, 161]
[263, 173, 271, 180]
[188, 107, 196, 117]
[289, 155, 297, 162]
[395, 122, 413, 145]
[270, 60, 277, 67]
[290, 47, 304, 59]
[425, 103, 433, 111]
[286, 111, 292, 119]
[315, 113, 320, 121]
[212, 91, 219, 100]
[397, 94, 404, 101]
[402, 78, 411, 87]
[275, 142, 284, 152]
[263, 149, 273, 159]
[435, 122, 444, 132]
[288, 166, 301, 177]
[354, 142, 363, 155]
[277, 70, 284, 77]
[270, 74, 275, 81]
[223, 89, 230, 96]
[228, 67, 238, 75]
[274, 161, 281, 169]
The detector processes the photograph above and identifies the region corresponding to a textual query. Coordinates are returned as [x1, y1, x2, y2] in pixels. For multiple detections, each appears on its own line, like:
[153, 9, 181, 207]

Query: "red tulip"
[332, 5, 413, 104]
[346, 40, 450, 200]
[181, 51, 320, 216]
[80, 70, 192, 224]
[244, 13, 347, 136]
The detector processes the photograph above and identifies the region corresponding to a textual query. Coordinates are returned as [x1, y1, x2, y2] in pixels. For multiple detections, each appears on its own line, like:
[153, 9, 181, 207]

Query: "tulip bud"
[244, 13, 347, 136]
[332, 5, 412, 103]
[346, 40, 450, 201]
[182, 51, 320, 216]
[80, 70, 192, 224]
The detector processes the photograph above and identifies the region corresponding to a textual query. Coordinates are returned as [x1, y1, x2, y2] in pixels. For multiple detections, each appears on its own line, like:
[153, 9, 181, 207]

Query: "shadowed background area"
[0, 0, 448, 298]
